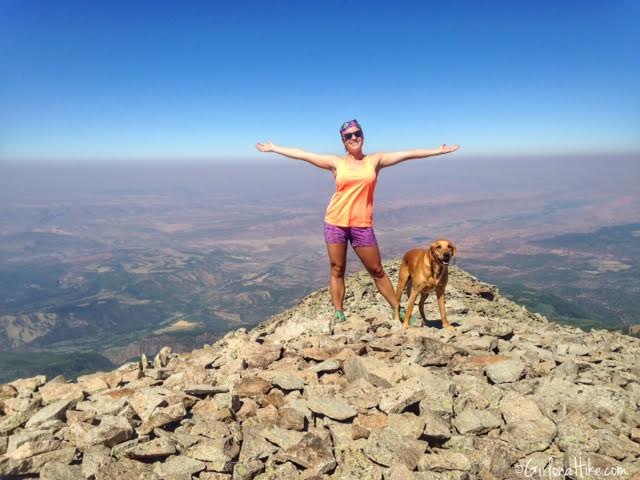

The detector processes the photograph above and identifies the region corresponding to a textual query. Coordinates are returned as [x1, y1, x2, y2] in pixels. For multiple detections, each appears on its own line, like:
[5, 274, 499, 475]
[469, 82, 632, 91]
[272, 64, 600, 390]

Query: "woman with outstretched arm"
[256, 119, 459, 324]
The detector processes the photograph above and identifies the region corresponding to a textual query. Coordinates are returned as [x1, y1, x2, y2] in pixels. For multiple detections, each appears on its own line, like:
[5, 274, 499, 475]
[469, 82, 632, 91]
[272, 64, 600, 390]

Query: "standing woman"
[256, 120, 459, 324]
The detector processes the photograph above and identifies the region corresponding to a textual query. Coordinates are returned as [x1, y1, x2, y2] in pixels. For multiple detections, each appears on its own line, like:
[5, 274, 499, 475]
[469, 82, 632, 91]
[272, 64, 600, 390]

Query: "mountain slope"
[1, 261, 639, 479]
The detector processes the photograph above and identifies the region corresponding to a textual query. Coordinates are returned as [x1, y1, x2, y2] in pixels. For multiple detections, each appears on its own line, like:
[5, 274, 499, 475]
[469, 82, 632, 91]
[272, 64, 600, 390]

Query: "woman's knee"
[330, 262, 346, 278]
[367, 264, 385, 279]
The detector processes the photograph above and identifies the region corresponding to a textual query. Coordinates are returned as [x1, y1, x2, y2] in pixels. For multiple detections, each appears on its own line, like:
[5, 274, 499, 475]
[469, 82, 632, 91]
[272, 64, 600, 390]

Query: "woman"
[256, 119, 459, 324]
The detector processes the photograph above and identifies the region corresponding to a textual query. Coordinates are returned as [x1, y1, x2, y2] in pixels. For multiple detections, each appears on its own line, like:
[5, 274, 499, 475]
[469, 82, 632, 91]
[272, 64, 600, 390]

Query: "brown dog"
[396, 239, 457, 330]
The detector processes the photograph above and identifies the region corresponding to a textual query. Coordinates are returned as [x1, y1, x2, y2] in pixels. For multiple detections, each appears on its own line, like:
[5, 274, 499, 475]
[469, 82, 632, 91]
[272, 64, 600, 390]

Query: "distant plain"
[1, 153, 638, 381]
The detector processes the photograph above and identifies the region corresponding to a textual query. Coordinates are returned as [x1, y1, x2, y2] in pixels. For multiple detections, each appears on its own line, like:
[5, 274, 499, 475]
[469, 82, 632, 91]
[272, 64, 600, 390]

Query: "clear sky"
[1, 0, 638, 163]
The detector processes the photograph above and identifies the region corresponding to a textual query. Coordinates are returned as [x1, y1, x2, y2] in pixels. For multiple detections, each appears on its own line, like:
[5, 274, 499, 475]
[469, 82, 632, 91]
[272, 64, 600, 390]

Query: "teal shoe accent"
[393, 306, 406, 322]
[396, 306, 420, 326]
[334, 310, 346, 323]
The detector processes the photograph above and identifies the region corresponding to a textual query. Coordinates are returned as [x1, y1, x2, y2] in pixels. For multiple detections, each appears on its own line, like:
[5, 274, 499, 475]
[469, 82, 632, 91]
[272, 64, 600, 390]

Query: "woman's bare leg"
[353, 244, 399, 309]
[326, 242, 348, 311]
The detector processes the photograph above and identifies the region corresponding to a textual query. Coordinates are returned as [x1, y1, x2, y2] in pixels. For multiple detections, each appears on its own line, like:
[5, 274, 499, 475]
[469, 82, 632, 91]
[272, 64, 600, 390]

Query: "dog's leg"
[403, 288, 419, 329]
[418, 292, 429, 323]
[436, 287, 454, 331]
[395, 264, 409, 302]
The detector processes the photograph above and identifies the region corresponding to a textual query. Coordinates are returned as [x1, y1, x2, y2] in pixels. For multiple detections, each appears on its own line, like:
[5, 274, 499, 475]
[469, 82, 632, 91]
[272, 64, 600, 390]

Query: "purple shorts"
[324, 222, 378, 248]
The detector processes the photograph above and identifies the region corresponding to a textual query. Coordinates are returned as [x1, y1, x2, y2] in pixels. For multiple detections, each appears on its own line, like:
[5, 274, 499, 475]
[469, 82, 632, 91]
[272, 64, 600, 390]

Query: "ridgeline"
[1, 260, 639, 479]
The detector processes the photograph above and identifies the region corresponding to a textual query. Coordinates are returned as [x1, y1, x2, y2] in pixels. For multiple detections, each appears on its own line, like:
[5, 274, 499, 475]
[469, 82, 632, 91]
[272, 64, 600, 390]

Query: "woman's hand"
[439, 144, 460, 154]
[256, 141, 275, 152]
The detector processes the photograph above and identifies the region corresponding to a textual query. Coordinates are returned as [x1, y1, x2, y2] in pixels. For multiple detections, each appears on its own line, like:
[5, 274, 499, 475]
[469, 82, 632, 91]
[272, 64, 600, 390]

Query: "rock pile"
[1, 261, 639, 479]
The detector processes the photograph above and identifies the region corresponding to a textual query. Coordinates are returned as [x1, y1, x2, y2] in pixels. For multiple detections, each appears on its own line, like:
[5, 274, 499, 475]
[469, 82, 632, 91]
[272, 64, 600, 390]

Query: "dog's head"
[430, 239, 457, 266]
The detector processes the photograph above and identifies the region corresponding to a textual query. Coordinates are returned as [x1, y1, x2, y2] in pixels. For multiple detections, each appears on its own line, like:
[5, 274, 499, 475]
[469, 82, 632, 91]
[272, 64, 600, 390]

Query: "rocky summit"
[1, 260, 639, 480]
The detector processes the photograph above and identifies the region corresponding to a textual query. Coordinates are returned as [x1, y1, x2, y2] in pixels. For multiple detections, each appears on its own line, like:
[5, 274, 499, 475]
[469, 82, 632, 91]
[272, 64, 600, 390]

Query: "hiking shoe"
[392, 306, 406, 322]
[334, 310, 347, 324]
[395, 306, 420, 326]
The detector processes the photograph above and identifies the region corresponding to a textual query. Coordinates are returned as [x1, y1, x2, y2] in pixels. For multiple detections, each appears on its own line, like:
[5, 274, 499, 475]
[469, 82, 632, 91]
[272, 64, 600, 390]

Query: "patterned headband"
[339, 119, 362, 135]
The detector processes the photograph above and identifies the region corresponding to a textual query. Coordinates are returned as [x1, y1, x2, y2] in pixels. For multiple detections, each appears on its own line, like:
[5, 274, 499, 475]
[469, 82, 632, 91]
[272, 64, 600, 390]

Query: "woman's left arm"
[377, 144, 460, 169]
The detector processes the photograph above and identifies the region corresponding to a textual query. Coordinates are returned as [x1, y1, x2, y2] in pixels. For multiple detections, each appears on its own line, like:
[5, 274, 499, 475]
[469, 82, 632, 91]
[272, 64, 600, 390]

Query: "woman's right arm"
[256, 141, 340, 171]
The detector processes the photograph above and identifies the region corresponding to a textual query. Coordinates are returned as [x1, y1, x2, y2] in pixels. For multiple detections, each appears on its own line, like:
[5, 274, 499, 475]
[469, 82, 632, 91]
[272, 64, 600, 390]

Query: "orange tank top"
[324, 156, 378, 227]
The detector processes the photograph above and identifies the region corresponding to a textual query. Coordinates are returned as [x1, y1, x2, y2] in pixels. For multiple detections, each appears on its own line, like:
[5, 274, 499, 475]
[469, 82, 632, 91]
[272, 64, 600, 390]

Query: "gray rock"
[499, 393, 556, 454]
[277, 407, 306, 431]
[417, 449, 472, 472]
[333, 448, 384, 479]
[186, 438, 237, 472]
[234, 377, 272, 397]
[8, 375, 46, 393]
[6, 429, 52, 453]
[25, 398, 76, 429]
[269, 373, 305, 391]
[125, 437, 176, 460]
[184, 384, 229, 396]
[343, 356, 368, 382]
[464, 335, 499, 352]
[38, 378, 85, 405]
[556, 410, 600, 452]
[0, 399, 40, 435]
[153, 455, 206, 478]
[0, 446, 76, 477]
[139, 401, 187, 434]
[5, 439, 62, 460]
[270, 313, 332, 342]
[153, 345, 173, 368]
[127, 388, 167, 421]
[201, 473, 233, 480]
[311, 359, 341, 374]
[381, 373, 453, 415]
[81, 445, 113, 479]
[276, 432, 336, 474]
[379, 377, 429, 414]
[239, 425, 279, 462]
[233, 459, 265, 480]
[363, 427, 426, 469]
[254, 461, 299, 480]
[263, 426, 304, 450]
[327, 421, 356, 454]
[110, 435, 150, 459]
[388, 413, 425, 439]
[39, 462, 84, 480]
[473, 437, 523, 479]
[306, 396, 357, 420]
[422, 410, 452, 440]
[415, 337, 467, 366]
[568, 343, 590, 356]
[593, 428, 639, 460]
[85, 415, 135, 448]
[239, 342, 283, 369]
[95, 458, 154, 480]
[453, 408, 502, 435]
[485, 357, 525, 383]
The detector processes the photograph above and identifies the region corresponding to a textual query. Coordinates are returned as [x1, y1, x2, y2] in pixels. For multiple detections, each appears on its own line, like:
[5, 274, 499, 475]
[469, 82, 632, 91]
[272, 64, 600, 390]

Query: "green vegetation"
[496, 282, 615, 331]
[0, 350, 114, 384]
[463, 222, 640, 333]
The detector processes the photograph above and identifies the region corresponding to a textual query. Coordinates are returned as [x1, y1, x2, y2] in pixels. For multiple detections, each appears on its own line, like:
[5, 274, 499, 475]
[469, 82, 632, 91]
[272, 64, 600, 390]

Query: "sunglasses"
[342, 130, 363, 141]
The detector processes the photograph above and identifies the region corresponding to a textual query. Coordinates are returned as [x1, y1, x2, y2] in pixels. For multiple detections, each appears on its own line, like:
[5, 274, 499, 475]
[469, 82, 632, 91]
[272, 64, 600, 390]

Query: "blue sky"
[1, 0, 638, 163]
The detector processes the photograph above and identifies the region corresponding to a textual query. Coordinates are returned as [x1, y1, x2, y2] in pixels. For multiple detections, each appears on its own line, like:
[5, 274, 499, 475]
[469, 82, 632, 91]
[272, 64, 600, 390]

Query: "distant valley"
[0, 155, 638, 382]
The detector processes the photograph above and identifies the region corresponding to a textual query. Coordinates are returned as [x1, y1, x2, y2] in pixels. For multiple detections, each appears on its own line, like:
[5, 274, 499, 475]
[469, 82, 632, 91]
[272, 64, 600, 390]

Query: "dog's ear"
[450, 243, 457, 258]
[429, 242, 437, 261]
